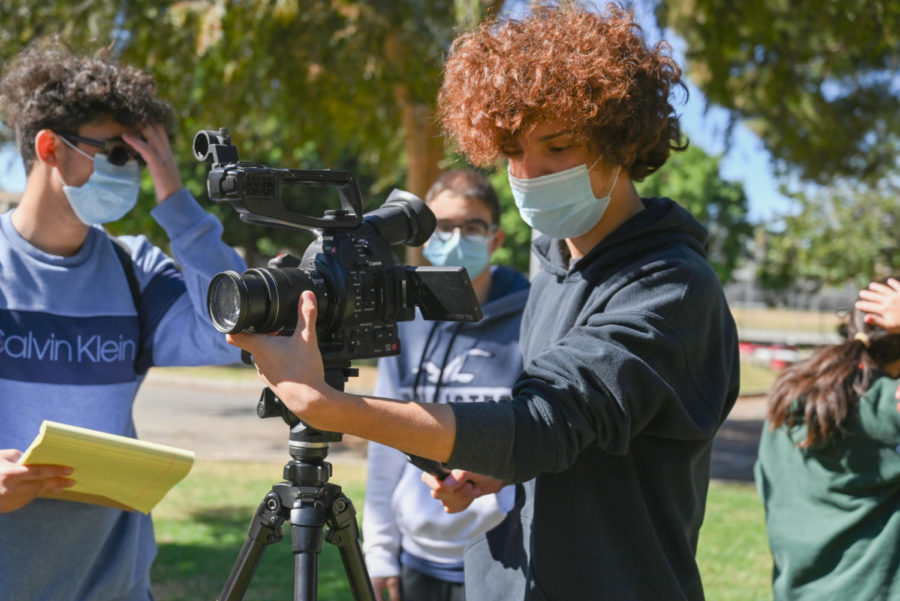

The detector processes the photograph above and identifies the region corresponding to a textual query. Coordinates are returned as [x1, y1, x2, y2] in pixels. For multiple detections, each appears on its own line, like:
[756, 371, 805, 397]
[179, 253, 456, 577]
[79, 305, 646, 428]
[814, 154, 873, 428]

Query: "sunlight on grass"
[152, 460, 368, 601]
[699, 481, 772, 601]
[151, 461, 773, 601]
[740, 361, 777, 396]
[732, 306, 841, 334]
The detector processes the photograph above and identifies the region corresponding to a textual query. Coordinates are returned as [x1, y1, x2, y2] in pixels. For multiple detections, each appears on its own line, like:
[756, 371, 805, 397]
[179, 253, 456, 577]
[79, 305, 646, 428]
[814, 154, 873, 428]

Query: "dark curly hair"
[0, 42, 172, 173]
[425, 169, 501, 225]
[438, 2, 687, 180]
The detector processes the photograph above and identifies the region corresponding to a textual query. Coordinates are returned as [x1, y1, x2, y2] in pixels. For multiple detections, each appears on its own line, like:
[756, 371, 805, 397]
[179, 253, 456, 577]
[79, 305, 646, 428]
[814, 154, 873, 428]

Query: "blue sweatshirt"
[0, 189, 244, 601]
[450, 198, 740, 601]
[363, 266, 529, 582]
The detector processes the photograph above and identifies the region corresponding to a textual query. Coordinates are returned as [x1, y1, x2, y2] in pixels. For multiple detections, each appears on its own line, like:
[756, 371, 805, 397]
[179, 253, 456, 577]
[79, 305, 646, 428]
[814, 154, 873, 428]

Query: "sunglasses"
[60, 133, 145, 167]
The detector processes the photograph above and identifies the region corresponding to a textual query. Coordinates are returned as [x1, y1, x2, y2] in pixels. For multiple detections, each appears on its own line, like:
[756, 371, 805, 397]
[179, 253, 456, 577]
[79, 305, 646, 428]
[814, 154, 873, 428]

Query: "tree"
[757, 179, 900, 290]
[656, 0, 900, 186]
[637, 144, 752, 284]
[0, 0, 505, 264]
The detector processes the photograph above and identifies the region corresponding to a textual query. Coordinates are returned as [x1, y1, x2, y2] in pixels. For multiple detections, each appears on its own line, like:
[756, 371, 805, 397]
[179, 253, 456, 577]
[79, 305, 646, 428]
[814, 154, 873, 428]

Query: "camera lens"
[207, 272, 252, 333]
[208, 273, 247, 332]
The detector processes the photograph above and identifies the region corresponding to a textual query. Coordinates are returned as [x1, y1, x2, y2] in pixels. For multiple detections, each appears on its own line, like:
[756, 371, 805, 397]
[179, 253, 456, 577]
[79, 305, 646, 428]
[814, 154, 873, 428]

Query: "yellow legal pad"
[18, 420, 195, 514]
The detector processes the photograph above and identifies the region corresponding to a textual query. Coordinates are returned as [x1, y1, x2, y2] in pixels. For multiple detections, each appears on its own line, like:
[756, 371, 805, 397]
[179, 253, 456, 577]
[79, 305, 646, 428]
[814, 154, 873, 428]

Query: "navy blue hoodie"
[449, 198, 740, 601]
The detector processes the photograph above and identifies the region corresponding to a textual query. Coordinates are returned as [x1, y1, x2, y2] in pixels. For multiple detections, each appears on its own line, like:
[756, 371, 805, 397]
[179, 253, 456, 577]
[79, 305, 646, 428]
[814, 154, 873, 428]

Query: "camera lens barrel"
[362, 190, 435, 247]
[207, 268, 318, 334]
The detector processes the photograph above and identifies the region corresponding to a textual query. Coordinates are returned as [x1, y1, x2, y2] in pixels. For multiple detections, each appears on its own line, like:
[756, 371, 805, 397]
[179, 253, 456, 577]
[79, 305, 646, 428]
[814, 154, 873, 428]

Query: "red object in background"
[769, 344, 798, 371]
[738, 341, 757, 356]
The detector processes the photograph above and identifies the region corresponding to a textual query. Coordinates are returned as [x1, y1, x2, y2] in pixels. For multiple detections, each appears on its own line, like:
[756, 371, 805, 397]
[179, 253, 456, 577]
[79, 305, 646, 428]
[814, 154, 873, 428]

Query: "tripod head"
[255, 361, 355, 467]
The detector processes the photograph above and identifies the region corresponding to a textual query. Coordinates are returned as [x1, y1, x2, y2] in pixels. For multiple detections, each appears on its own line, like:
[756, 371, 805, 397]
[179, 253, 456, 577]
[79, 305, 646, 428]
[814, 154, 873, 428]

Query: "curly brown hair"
[438, 2, 687, 180]
[0, 42, 172, 173]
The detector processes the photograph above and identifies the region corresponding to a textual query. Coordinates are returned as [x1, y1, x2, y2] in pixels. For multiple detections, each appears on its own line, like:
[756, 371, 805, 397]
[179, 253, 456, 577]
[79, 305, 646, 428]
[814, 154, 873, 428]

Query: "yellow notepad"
[18, 420, 195, 514]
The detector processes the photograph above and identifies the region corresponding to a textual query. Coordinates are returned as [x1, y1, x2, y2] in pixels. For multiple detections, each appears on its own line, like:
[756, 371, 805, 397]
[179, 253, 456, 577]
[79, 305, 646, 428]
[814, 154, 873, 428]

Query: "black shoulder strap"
[108, 234, 150, 374]
[108, 234, 142, 310]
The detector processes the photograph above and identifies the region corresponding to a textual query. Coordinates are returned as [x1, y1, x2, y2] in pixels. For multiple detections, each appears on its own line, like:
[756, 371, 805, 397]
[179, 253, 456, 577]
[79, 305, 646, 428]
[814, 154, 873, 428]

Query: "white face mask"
[59, 137, 141, 225]
[508, 160, 620, 239]
[423, 229, 492, 279]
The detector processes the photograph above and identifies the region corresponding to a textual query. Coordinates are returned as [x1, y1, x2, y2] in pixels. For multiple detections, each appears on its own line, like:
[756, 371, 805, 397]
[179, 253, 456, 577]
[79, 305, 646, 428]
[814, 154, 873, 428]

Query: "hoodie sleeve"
[448, 252, 739, 482]
[123, 188, 246, 368]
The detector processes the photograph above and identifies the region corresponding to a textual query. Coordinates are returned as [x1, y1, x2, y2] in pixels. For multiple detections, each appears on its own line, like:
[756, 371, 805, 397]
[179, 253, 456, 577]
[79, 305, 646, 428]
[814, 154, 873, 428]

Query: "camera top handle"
[193, 128, 363, 232]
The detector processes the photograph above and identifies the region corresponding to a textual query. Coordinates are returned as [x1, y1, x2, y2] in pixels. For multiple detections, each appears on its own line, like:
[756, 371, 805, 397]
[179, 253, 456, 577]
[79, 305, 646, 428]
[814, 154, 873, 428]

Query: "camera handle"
[217, 361, 375, 601]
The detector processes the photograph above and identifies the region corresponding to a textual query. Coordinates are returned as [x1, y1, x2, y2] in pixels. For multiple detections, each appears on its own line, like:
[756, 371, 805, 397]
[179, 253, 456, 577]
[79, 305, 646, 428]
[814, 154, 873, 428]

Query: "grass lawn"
[731, 306, 841, 334]
[152, 461, 772, 600]
[151, 460, 369, 601]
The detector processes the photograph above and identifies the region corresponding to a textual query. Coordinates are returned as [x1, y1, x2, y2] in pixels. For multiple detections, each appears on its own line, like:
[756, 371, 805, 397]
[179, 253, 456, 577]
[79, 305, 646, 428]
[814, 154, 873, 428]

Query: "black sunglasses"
[60, 133, 144, 167]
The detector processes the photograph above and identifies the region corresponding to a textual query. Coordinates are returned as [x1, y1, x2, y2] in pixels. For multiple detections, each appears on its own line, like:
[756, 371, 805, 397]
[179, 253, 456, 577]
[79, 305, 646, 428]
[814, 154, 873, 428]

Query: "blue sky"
[0, 2, 793, 223]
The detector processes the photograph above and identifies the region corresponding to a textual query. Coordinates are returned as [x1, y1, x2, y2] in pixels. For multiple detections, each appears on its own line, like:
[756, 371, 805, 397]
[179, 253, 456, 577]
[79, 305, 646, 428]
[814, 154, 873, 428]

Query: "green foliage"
[657, 0, 900, 186]
[488, 168, 532, 275]
[638, 145, 752, 284]
[0, 1, 506, 263]
[757, 181, 900, 290]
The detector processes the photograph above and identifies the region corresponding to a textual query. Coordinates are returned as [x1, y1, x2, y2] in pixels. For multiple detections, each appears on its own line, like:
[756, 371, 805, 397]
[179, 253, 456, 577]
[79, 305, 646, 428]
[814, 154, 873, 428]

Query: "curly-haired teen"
[225, 4, 739, 600]
[755, 305, 900, 600]
[0, 44, 245, 601]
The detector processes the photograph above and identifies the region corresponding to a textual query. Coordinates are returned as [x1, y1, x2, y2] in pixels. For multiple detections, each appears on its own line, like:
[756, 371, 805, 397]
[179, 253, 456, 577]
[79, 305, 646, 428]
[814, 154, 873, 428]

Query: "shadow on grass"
[711, 418, 765, 482]
[152, 506, 360, 601]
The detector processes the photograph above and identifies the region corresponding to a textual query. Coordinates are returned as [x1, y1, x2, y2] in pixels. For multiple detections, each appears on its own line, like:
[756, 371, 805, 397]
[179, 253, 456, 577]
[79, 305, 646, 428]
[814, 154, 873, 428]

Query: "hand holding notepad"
[18, 420, 194, 514]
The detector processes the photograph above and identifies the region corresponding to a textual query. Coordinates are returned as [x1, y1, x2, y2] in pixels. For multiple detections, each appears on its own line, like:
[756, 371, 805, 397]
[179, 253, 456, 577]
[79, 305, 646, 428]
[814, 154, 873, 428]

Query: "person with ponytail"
[755, 302, 900, 600]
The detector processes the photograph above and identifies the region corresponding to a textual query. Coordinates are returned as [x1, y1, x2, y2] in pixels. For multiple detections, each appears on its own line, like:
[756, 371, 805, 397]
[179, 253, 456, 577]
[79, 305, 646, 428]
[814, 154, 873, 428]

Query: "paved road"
[133, 370, 372, 465]
[134, 370, 766, 482]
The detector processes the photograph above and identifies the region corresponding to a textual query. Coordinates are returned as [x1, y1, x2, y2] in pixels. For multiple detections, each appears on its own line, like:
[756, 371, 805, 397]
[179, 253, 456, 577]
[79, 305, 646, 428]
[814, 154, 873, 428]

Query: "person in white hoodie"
[363, 170, 529, 601]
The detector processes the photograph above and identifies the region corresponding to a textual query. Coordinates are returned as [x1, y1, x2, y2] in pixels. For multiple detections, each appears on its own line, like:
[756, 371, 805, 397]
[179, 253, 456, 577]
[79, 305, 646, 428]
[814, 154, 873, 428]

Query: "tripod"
[218, 362, 376, 601]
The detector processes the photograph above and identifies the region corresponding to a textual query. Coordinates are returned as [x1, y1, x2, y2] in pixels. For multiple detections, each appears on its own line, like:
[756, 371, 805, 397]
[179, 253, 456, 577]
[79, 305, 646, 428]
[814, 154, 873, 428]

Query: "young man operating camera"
[226, 4, 739, 599]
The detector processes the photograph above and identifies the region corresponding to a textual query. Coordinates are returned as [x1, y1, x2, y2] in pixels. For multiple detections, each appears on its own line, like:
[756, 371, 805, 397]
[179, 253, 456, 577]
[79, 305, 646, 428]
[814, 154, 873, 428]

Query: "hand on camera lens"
[226, 291, 327, 422]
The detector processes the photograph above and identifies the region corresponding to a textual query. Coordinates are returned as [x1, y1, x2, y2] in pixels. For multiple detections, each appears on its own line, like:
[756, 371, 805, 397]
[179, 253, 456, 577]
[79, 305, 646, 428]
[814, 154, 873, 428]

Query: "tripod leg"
[218, 492, 287, 601]
[325, 491, 376, 601]
[290, 494, 327, 601]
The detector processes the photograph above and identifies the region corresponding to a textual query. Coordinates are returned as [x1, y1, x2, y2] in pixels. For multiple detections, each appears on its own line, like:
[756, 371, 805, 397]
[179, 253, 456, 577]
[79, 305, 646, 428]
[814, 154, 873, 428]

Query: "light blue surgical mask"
[59, 137, 141, 225]
[508, 160, 620, 239]
[423, 229, 492, 279]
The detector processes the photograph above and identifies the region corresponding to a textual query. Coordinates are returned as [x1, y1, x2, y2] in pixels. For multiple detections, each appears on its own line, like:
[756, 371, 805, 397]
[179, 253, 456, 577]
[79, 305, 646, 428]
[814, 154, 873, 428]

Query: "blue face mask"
[59, 138, 141, 225]
[508, 161, 620, 239]
[423, 229, 492, 279]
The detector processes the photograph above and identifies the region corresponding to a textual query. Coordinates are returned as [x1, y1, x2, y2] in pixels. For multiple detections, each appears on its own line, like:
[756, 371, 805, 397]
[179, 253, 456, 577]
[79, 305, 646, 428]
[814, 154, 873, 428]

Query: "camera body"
[195, 128, 482, 364]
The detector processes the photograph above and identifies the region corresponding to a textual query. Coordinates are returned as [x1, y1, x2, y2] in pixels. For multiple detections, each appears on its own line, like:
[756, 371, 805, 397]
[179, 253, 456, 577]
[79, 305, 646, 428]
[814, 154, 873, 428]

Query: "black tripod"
[218, 362, 376, 601]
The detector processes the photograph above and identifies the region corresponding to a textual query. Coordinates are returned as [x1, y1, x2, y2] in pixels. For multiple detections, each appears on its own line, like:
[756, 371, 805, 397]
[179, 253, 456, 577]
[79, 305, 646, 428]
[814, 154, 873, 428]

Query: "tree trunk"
[395, 83, 443, 265]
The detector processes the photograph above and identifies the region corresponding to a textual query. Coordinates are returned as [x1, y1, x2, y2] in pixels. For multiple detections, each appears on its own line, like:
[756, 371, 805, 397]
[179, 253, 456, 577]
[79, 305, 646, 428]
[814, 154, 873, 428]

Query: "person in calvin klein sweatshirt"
[0, 44, 245, 601]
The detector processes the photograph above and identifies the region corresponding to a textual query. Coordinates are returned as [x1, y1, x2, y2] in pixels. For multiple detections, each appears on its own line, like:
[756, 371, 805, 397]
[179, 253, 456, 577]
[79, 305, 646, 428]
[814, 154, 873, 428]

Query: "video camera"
[193, 128, 483, 364]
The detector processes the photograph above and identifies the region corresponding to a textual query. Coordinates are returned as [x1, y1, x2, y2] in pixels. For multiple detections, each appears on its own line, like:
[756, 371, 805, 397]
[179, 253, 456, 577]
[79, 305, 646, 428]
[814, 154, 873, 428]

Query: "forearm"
[279, 385, 457, 461]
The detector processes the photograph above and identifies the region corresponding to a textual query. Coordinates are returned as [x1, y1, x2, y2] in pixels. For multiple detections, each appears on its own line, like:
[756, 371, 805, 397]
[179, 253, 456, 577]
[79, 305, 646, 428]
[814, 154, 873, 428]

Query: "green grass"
[151, 460, 368, 601]
[152, 461, 772, 601]
[731, 306, 841, 334]
[740, 360, 778, 396]
[699, 481, 772, 600]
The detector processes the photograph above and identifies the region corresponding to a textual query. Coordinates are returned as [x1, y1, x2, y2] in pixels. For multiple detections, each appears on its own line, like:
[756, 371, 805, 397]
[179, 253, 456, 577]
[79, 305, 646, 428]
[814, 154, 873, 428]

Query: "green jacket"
[755, 376, 900, 601]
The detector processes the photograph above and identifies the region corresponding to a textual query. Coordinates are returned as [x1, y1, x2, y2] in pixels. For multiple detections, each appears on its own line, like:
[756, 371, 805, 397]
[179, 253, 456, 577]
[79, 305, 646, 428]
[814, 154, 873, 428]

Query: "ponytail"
[766, 339, 868, 448]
